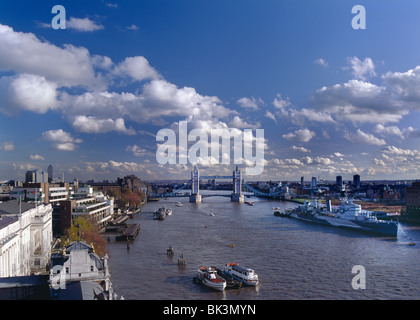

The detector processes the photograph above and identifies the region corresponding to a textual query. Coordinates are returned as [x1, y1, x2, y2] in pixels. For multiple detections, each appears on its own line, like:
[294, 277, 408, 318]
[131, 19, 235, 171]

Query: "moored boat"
[196, 266, 226, 291]
[153, 207, 166, 220]
[213, 266, 242, 289]
[288, 198, 398, 237]
[223, 263, 259, 286]
[274, 209, 292, 217]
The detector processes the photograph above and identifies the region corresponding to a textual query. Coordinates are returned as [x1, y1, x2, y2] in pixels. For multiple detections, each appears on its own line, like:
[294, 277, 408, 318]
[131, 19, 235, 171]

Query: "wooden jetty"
[115, 224, 140, 241]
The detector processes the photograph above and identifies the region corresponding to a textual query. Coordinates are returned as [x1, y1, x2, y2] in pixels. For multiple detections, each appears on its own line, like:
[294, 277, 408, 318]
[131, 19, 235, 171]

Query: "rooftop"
[0, 215, 17, 230]
[0, 199, 35, 216]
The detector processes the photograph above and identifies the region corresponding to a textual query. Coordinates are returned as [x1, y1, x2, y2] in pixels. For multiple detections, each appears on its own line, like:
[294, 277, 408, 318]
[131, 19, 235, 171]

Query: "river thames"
[106, 191, 420, 300]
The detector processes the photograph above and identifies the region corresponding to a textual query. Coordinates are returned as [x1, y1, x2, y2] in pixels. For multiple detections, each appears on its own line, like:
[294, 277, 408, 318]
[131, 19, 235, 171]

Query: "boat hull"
[290, 213, 398, 237]
[196, 266, 226, 291]
[201, 278, 226, 291]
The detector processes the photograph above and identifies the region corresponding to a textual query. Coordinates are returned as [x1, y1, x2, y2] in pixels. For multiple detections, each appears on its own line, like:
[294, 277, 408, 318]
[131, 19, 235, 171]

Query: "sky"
[1, 0, 420, 182]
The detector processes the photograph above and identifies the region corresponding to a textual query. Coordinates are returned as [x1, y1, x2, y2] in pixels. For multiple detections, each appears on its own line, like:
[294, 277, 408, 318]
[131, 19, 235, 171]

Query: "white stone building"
[50, 241, 119, 300]
[0, 200, 53, 278]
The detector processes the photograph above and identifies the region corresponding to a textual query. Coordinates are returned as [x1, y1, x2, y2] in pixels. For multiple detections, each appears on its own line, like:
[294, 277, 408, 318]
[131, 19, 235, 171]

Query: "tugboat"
[194, 266, 226, 291]
[223, 263, 259, 286]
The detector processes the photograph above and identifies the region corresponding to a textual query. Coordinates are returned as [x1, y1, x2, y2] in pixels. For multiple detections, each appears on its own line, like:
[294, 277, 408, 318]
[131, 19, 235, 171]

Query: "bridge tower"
[231, 166, 244, 202]
[189, 165, 202, 203]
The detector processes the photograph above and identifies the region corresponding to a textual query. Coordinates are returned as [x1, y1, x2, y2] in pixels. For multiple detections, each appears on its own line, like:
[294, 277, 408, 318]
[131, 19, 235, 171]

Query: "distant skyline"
[1, 1, 420, 182]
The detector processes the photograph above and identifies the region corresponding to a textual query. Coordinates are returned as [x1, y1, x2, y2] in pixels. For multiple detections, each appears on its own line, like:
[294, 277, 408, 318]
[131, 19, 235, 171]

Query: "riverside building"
[0, 200, 53, 278]
[58, 192, 114, 233]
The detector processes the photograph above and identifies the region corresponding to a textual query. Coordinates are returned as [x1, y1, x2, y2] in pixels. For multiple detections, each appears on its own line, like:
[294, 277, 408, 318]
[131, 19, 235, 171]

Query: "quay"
[115, 224, 140, 241]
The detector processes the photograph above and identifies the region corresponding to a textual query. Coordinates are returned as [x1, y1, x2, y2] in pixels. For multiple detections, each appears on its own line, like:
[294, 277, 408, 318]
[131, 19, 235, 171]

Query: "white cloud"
[0, 141, 14, 151]
[126, 145, 153, 157]
[105, 3, 118, 8]
[309, 79, 404, 124]
[41, 129, 82, 151]
[282, 129, 315, 143]
[365, 146, 420, 177]
[272, 93, 335, 126]
[332, 152, 345, 157]
[113, 56, 160, 82]
[291, 146, 311, 153]
[126, 24, 139, 31]
[30, 154, 45, 160]
[0, 74, 58, 115]
[344, 129, 386, 146]
[229, 116, 260, 129]
[0, 24, 105, 90]
[58, 77, 234, 132]
[237, 97, 262, 110]
[380, 145, 419, 157]
[404, 127, 420, 139]
[301, 156, 332, 166]
[265, 110, 277, 123]
[273, 94, 291, 111]
[382, 66, 420, 108]
[67, 17, 104, 32]
[285, 107, 336, 126]
[314, 58, 328, 68]
[347, 56, 376, 80]
[374, 124, 404, 138]
[71, 115, 136, 135]
[0, 24, 262, 144]
[133, 79, 233, 123]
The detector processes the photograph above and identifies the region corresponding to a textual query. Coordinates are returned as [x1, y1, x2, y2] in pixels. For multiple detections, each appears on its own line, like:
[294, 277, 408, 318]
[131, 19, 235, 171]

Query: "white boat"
[165, 208, 173, 215]
[196, 266, 226, 291]
[153, 207, 166, 220]
[175, 202, 183, 207]
[223, 263, 259, 286]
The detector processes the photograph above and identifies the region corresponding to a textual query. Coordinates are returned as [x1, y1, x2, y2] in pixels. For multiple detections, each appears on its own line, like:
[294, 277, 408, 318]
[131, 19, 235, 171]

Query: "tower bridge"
[147, 166, 285, 202]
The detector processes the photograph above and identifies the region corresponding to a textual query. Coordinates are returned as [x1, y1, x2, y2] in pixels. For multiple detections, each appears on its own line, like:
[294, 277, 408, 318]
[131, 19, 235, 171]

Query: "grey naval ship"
[284, 197, 398, 237]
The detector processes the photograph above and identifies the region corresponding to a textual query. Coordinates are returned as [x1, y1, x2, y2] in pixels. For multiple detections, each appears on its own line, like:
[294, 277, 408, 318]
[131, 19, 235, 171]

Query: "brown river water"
[105, 191, 420, 300]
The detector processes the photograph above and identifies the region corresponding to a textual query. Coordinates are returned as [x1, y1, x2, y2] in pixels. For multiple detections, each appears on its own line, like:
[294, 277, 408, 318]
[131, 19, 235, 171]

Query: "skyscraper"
[47, 165, 53, 183]
[25, 170, 36, 183]
[336, 175, 343, 187]
[353, 174, 361, 188]
[311, 177, 317, 189]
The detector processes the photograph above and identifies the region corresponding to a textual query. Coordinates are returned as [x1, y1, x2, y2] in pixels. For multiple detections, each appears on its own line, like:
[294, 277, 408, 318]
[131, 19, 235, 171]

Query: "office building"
[336, 175, 343, 187]
[0, 200, 53, 277]
[353, 174, 361, 188]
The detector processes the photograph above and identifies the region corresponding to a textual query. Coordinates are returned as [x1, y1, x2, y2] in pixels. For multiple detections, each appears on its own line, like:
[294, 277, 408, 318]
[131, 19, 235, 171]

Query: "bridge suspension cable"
[147, 179, 192, 197]
[242, 182, 284, 197]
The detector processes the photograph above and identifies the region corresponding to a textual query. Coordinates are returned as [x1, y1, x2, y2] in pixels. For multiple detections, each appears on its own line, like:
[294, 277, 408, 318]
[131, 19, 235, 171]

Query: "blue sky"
[1, 0, 420, 182]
